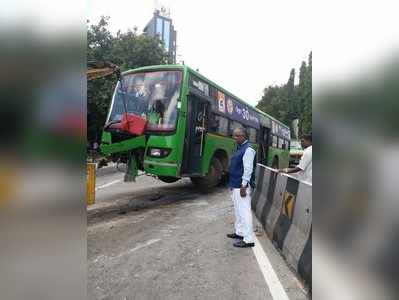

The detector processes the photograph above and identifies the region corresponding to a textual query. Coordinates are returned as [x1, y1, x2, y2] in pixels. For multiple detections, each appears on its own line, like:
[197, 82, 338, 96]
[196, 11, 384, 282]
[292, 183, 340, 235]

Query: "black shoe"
[226, 233, 244, 240]
[233, 240, 255, 248]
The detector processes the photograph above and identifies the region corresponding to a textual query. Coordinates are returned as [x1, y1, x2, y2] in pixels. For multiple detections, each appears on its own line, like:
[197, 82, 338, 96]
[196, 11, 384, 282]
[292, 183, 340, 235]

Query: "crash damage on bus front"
[100, 68, 183, 181]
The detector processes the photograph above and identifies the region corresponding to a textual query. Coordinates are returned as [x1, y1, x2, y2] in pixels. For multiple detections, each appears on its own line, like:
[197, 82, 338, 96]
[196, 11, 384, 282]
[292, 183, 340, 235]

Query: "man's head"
[134, 78, 145, 93]
[301, 132, 312, 149]
[232, 127, 247, 145]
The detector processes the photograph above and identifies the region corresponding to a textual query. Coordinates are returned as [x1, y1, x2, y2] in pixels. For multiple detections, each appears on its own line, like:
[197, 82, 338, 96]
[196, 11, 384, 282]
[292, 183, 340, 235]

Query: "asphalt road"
[88, 165, 309, 300]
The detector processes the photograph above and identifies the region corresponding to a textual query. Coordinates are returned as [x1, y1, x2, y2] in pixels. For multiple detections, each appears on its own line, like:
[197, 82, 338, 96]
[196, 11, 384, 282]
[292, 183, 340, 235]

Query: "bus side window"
[248, 127, 257, 143]
[264, 129, 270, 145]
[282, 139, 286, 150]
[278, 138, 283, 149]
[284, 139, 289, 150]
[229, 121, 242, 136]
[213, 115, 228, 136]
[272, 135, 278, 148]
[209, 113, 219, 133]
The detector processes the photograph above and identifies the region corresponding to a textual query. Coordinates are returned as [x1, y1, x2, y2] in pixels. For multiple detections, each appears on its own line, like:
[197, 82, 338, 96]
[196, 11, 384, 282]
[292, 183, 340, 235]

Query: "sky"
[88, 0, 399, 106]
[88, 0, 312, 106]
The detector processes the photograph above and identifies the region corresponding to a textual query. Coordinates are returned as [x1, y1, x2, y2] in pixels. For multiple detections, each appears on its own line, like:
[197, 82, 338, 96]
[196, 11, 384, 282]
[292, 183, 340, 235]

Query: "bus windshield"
[108, 70, 182, 131]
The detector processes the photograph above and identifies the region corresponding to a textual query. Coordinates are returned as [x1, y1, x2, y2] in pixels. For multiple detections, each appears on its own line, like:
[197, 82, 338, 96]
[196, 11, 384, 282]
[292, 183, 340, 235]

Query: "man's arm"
[279, 147, 310, 174]
[279, 166, 302, 174]
[241, 147, 256, 197]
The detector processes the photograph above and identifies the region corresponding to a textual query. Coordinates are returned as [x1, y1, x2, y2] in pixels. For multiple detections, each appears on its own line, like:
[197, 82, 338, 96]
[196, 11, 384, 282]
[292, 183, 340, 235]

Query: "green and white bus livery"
[101, 64, 290, 189]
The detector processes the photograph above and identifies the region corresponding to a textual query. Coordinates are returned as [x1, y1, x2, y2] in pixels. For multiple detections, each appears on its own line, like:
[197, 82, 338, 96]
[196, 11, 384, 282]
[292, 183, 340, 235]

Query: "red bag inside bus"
[110, 113, 147, 136]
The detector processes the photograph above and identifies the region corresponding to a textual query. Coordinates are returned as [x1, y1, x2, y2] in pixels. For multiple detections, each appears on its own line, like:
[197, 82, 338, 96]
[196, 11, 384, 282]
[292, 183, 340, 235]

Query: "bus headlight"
[148, 148, 171, 158]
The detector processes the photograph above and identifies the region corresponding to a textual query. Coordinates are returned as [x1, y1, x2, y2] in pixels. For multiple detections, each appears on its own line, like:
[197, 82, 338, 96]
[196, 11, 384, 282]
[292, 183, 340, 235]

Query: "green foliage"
[256, 51, 312, 138]
[87, 16, 169, 143]
[301, 52, 312, 135]
[112, 29, 168, 69]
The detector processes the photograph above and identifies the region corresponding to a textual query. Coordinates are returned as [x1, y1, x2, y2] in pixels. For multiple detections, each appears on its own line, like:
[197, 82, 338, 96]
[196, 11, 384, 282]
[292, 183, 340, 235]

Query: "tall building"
[143, 8, 177, 63]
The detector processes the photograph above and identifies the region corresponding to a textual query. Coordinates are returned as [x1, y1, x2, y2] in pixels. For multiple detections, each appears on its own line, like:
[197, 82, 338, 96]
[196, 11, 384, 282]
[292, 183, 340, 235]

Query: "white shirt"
[298, 145, 312, 183]
[241, 140, 256, 187]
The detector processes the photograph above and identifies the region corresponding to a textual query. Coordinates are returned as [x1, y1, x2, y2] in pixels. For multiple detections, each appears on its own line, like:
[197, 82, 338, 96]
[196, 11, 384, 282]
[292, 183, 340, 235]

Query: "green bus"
[100, 64, 290, 189]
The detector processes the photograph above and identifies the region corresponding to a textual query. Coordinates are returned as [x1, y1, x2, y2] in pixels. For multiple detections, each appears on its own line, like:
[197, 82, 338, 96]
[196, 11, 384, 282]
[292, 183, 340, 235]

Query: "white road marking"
[92, 255, 105, 264]
[126, 239, 161, 255]
[115, 239, 161, 259]
[96, 180, 121, 191]
[91, 239, 161, 264]
[252, 234, 290, 300]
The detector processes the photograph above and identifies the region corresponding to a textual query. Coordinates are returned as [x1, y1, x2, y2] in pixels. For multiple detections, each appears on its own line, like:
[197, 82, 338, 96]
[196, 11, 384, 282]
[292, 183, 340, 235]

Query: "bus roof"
[122, 64, 289, 130]
[122, 64, 184, 76]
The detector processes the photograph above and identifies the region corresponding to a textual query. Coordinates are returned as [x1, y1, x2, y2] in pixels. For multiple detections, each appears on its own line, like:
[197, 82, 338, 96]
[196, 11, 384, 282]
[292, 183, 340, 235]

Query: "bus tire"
[158, 176, 180, 183]
[191, 157, 223, 190]
[220, 172, 229, 186]
[272, 156, 279, 169]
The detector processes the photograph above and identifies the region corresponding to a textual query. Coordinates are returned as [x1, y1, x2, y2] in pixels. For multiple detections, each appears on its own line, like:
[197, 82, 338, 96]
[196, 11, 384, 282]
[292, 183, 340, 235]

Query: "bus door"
[259, 126, 270, 164]
[182, 94, 209, 175]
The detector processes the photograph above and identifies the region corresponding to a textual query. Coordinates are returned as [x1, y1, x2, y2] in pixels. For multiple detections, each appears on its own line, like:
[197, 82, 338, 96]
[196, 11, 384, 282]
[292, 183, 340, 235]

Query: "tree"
[87, 16, 114, 62]
[257, 85, 287, 122]
[286, 68, 300, 125]
[87, 16, 169, 144]
[300, 52, 312, 135]
[87, 16, 116, 145]
[256, 51, 312, 138]
[111, 29, 167, 70]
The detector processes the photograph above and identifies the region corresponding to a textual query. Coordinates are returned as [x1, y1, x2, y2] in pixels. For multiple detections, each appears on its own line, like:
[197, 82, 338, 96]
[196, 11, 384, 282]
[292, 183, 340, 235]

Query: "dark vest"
[229, 141, 256, 189]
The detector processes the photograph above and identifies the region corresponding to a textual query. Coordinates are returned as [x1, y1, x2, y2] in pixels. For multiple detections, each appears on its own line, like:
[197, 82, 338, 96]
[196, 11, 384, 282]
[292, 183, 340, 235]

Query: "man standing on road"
[227, 127, 256, 248]
[280, 133, 312, 183]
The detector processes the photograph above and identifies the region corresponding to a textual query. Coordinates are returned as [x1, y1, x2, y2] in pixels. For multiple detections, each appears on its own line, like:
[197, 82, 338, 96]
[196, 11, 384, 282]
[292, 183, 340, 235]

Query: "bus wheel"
[191, 157, 223, 190]
[272, 157, 279, 169]
[220, 172, 229, 186]
[158, 176, 180, 183]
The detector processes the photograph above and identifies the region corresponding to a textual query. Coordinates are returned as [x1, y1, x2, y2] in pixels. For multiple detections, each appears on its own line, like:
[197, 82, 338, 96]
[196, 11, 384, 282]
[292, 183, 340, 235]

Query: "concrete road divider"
[252, 164, 312, 288]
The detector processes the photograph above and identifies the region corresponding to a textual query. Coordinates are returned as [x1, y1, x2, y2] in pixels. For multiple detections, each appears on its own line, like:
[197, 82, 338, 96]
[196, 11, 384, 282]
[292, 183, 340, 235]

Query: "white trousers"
[231, 187, 255, 244]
